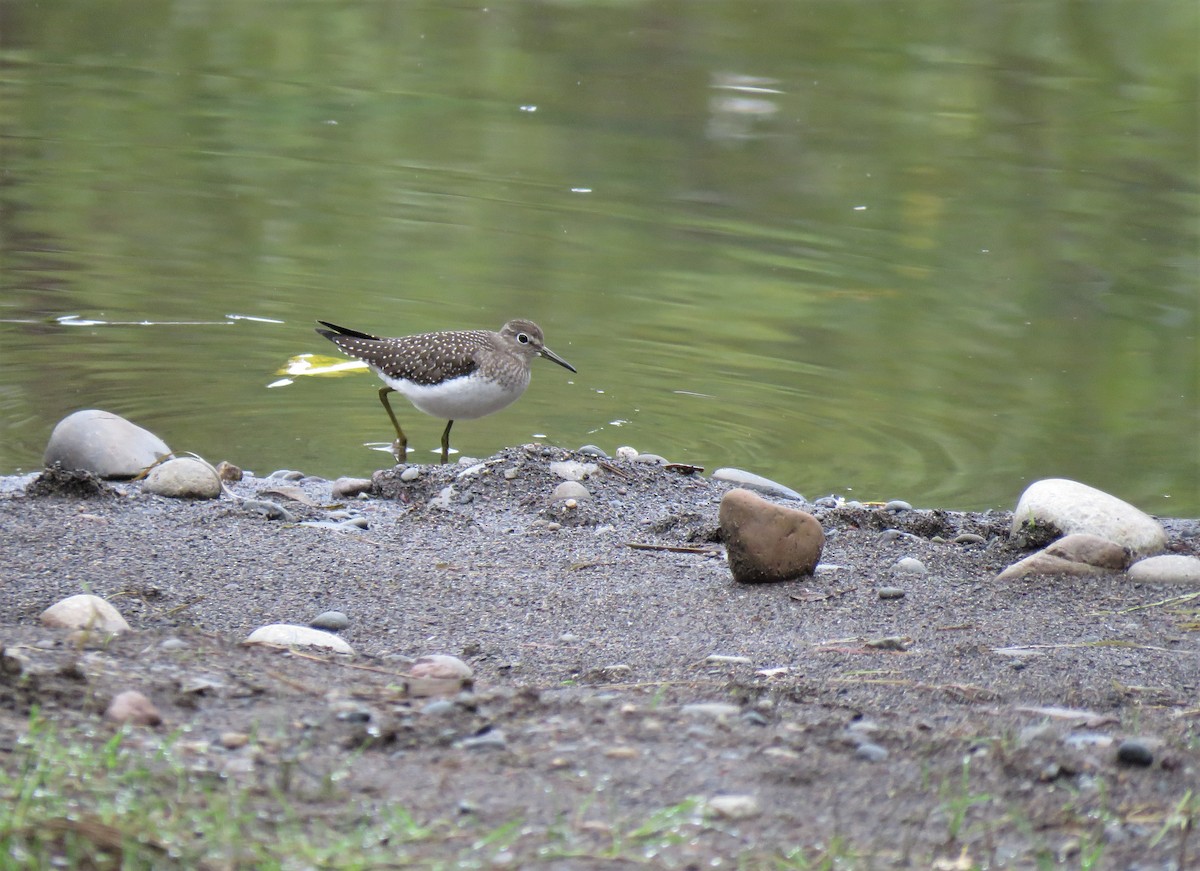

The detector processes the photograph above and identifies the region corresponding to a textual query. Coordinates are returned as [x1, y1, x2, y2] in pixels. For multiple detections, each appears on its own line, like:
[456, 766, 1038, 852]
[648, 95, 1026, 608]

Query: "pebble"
[719, 488, 824, 583]
[854, 742, 889, 762]
[615, 446, 639, 460]
[883, 500, 912, 512]
[244, 624, 354, 654]
[105, 690, 163, 727]
[877, 587, 906, 599]
[331, 477, 373, 498]
[954, 533, 985, 545]
[705, 654, 752, 665]
[1127, 554, 1200, 585]
[143, 457, 222, 500]
[215, 461, 242, 482]
[1012, 478, 1166, 557]
[267, 470, 306, 481]
[503, 467, 519, 480]
[420, 699, 457, 717]
[310, 611, 349, 631]
[460, 730, 506, 751]
[552, 481, 591, 501]
[1116, 738, 1154, 767]
[634, 453, 668, 465]
[220, 731, 250, 749]
[400, 467, 422, 483]
[41, 594, 130, 635]
[711, 468, 805, 501]
[242, 499, 295, 522]
[577, 445, 610, 458]
[159, 638, 188, 652]
[706, 794, 761, 820]
[43, 409, 171, 479]
[410, 654, 474, 682]
[893, 557, 927, 575]
[680, 702, 741, 720]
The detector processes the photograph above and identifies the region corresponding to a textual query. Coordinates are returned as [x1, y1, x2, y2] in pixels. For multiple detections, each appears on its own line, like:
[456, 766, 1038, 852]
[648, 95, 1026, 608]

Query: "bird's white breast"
[384, 370, 531, 420]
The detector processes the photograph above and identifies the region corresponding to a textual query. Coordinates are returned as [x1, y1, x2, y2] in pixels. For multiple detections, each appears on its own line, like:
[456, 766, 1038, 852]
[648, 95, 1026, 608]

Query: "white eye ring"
[517, 332, 531, 344]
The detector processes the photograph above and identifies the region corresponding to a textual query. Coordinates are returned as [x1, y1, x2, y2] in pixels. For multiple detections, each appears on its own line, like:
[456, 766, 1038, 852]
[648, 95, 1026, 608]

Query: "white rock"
[1128, 554, 1200, 585]
[553, 481, 591, 501]
[43, 410, 171, 479]
[894, 557, 927, 575]
[41, 594, 130, 634]
[707, 794, 761, 820]
[712, 468, 805, 501]
[615, 446, 639, 460]
[105, 690, 163, 726]
[410, 654, 474, 681]
[244, 624, 354, 654]
[549, 461, 599, 482]
[680, 702, 741, 720]
[1012, 478, 1166, 557]
[143, 457, 221, 499]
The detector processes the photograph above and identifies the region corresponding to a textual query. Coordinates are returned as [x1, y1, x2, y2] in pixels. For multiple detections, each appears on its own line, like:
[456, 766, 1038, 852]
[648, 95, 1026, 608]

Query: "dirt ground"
[1, 446, 1198, 869]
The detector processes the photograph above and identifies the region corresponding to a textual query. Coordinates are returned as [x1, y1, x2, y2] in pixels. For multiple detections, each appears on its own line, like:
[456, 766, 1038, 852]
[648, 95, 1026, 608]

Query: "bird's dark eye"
[517, 332, 530, 344]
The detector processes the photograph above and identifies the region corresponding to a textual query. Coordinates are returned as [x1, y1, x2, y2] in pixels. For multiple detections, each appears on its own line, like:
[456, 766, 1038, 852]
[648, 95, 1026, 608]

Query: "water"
[2, 1, 1197, 515]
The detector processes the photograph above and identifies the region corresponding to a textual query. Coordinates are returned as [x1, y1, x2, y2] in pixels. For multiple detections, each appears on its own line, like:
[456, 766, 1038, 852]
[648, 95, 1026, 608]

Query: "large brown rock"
[719, 488, 824, 583]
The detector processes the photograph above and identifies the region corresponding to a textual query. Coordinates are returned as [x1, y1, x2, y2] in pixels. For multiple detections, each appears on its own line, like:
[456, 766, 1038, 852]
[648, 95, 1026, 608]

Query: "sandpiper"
[316, 319, 576, 464]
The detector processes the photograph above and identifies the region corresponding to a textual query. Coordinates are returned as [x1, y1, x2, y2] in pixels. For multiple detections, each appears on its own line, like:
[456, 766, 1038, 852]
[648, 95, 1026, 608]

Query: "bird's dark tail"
[315, 321, 380, 342]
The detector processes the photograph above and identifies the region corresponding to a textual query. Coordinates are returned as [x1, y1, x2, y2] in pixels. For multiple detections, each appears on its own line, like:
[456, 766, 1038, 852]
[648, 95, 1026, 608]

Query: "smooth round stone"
[410, 654, 474, 682]
[954, 533, 986, 545]
[41, 594, 130, 635]
[877, 587, 906, 600]
[332, 477, 373, 498]
[854, 742, 889, 762]
[1116, 738, 1154, 767]
[1127, 554, 1200, 585]
[143, 457, 221, 500]
[997, 533, 1131, 581]
[552, 481, 591, 501]
[267, 470, 306, 481]
[245, 624, 354, 654]
[577, 445, 610, 458]
[634, 453, 668, 465]
[310, 610, 349, 631]
[894, 557, 927, 575]
[243, 499, 295, 522]
[159, 638, 188, 652]
[105, 690, 163, 727]
[400, 467, 422, 482]
[707, 795, 761, 820]
[44, 410, 171, 479]
[712, 468, 805, 502]
[1012, 478, 1166, 557]
[615, 446, 639, 460]
[883, 500, 913, 512]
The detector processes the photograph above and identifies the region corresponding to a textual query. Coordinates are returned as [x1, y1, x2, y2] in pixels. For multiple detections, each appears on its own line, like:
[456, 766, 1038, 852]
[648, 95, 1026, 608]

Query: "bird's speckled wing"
[316, 322, 487, 386]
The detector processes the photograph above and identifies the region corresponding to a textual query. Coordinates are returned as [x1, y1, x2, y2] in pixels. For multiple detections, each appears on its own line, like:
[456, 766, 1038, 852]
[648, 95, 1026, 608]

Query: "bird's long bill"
[540, 346, 577, 373]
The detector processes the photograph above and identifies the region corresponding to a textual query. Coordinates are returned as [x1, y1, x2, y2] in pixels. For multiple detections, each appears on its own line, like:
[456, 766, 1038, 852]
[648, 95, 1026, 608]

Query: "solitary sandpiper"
[316, 319, 576, 464]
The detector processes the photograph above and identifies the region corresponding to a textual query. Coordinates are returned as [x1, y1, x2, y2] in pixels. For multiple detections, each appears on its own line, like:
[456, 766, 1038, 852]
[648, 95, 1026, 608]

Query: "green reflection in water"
[1, 1, 1196, 514]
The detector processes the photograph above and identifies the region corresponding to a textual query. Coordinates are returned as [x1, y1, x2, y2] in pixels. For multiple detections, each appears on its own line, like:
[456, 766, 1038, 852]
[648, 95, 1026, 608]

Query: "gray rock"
[1012, 478, 1166, 557]
[634, 453, 668, 465]
[105, 690, 163, 727]
[332, 477, 373, 498]
[1127, 554, 1200, 585]
[311, 610, 349, 631]
[43, 410, 171, 479]
[706, 794, 761, 819]
[680, 702, 742, 720]
[243, 499, 295, 522]
[1116, 738, 1154, 767]
[460, 730, 506, 750]
[712, 468, 805, 501]
[552, 481, 591, 501]
[854, 742, 889, 762]
[883, 500, 912, 512]
[894, 557, 927, 575]
[143, 457, 221, 500]
[399, 467, 421, 483]
[41, 594, 130, 634]
[877, 587, 906, 599]
[577, 445, 610, 458]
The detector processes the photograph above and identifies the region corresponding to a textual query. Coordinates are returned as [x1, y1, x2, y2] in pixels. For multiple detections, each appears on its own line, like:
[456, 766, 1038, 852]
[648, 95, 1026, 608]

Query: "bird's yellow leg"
[377, 387, 408, 463]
